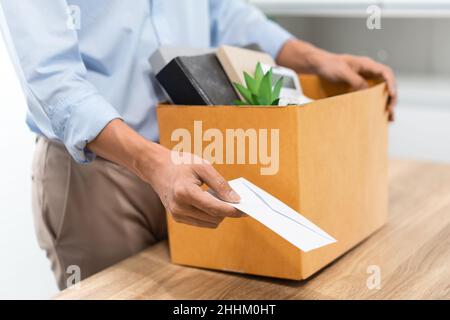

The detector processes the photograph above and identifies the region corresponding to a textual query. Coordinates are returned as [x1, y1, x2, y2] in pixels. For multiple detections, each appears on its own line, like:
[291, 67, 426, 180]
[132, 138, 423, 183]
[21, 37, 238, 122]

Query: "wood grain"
[56, 160, 450, 300]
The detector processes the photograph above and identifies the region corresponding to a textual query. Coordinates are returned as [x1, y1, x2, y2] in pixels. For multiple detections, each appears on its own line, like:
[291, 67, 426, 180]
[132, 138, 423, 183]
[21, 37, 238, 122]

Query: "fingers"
[357, 57, 397, 98]
[194, 164, 240, 203]
[337, 61, 369, 91]
[172, 214, 220, 229]
[188, 187, 244, 218]
[163, 160, 245, 229]
[170, 175, 244, 219]
[170, 185, 244, 228]
[380, 67, 397, 122]
[171, 205, 224, 228]
[345, 55, 397, 122]
[386, 98, 395, 121]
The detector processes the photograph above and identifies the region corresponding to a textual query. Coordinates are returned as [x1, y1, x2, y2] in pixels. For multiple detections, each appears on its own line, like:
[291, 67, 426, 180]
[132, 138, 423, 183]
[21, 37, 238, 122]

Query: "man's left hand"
[277, 39, 397, 121]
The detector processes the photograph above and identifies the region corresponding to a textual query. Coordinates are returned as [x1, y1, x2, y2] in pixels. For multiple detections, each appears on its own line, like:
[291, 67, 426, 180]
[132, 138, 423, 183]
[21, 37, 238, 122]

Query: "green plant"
[233, 62, 283, 106]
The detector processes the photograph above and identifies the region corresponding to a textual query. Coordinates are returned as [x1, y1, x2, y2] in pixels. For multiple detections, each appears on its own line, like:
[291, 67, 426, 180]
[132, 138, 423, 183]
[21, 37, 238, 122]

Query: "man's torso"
[27, 0, 213, 142]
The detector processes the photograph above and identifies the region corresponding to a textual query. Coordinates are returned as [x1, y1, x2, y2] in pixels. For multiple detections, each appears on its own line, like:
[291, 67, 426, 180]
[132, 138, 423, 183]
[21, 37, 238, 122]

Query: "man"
[0, 0, 396, 289]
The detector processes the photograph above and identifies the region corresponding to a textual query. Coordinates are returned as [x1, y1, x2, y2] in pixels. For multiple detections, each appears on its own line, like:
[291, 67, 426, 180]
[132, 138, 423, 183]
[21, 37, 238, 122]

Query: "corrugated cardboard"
[156, 74, 389, 280]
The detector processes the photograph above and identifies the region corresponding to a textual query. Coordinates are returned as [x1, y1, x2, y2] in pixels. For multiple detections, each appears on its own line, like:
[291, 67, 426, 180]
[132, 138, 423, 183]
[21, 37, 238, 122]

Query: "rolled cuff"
[51, 94, 122, 164]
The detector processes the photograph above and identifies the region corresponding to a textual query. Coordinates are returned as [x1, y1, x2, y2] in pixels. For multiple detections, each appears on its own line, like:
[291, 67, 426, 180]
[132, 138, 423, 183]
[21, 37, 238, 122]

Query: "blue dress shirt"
[0, 0, 292, 163]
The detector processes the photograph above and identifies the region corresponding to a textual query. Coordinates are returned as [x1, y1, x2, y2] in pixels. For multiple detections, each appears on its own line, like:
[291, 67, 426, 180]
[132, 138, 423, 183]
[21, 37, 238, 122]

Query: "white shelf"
[249, 0, 450, 18]
[389, 74, 450, 163]
[397, 73, 450, 109]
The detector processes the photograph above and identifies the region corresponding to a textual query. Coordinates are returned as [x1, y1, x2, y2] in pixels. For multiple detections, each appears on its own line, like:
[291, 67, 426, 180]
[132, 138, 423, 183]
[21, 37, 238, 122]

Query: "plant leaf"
[272, 76, 283, 103]
[233, 82, 253, 104]
[252, 94, 261, 105]
[234, 63, 284, 106]
[233, 99, 247, 105]
[254, 62, 264, 84]
[258, 69, 272, 105]
[244, 72, 258, 94]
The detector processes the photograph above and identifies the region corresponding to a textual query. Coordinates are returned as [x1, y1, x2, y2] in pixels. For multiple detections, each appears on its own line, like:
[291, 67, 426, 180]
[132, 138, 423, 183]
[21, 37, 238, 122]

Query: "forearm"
[276, 38, 326, 74]
[88, 119, 242, 228]
[87, 119, 168, 184]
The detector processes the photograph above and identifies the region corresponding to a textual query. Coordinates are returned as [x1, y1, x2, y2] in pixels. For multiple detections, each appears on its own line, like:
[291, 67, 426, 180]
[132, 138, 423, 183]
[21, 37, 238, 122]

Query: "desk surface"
[56, 160, 450, 300]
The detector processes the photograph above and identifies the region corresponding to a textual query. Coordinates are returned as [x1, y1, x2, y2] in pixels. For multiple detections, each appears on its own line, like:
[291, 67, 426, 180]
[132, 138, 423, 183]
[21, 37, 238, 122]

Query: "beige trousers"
[31, 137, 167, 290]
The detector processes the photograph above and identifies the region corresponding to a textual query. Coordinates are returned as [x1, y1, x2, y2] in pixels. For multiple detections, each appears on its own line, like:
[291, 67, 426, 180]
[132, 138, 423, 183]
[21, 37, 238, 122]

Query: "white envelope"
[219, 177, 337, 252]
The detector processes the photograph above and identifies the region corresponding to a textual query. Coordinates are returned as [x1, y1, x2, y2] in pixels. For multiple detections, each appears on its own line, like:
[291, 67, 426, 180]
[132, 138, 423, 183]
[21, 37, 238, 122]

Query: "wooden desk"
[56, 160, 450, 300]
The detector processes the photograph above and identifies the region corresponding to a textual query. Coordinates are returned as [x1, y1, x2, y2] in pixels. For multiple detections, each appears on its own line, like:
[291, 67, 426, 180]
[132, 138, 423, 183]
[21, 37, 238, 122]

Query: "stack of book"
[150, 44, 312, 106]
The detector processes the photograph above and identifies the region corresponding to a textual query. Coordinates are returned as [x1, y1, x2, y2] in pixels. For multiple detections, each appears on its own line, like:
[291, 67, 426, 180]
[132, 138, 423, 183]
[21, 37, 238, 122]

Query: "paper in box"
[156, 75, 389, 280]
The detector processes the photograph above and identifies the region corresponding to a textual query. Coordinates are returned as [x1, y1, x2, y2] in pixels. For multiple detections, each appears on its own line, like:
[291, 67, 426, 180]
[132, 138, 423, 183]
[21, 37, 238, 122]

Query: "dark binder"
[155, 53, 239, 105]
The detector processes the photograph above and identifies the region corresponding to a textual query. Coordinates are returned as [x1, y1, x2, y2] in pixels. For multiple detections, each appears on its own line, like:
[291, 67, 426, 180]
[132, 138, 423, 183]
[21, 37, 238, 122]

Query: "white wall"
[276, 17, 450, 74]
[275, 16, 450, 163]
[0, 32, 58, 299]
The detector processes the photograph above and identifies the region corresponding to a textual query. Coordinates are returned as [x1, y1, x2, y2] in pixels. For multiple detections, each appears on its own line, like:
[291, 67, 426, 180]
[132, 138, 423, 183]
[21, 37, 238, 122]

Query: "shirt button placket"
[150, 0, 173, 46]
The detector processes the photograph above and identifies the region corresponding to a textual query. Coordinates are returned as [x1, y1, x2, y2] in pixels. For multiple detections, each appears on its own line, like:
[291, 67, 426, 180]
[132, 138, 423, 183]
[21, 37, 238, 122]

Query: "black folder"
[155, 53, 239, 105]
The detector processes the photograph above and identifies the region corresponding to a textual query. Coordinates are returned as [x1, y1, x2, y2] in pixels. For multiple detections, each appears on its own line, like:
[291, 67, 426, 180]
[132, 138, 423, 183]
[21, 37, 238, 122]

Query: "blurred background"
[1, 0, 449, 299]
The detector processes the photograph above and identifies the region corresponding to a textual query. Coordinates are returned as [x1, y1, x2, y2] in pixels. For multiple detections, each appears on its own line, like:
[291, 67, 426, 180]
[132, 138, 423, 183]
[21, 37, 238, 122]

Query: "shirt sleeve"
[0, 0, 122, 163]
[209, 0, 294, 59]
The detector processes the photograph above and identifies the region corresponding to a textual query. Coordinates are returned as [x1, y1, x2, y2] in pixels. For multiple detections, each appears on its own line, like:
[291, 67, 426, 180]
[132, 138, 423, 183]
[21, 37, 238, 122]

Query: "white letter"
[366, 5, 381, 30]
[193, 121, 203, 164]
[66, 265, 81, 289]
[259, 129, 279, 175]
[366, 265, 381, 290]
[203, 128, 223, 164]
[171, 128, 191, 164]
[225, 128, 257, 164]
[67, 5, 81, 30]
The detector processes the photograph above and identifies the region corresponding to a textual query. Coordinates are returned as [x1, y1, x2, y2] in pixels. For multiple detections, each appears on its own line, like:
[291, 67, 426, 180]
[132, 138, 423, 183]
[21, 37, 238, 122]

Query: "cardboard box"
[156, 75, 389, 280]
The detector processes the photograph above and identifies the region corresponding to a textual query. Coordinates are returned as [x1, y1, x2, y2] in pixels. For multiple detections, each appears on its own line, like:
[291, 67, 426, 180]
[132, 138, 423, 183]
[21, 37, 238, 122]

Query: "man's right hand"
[88, 119, 243, 229]
[136, 148, 244, 228]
